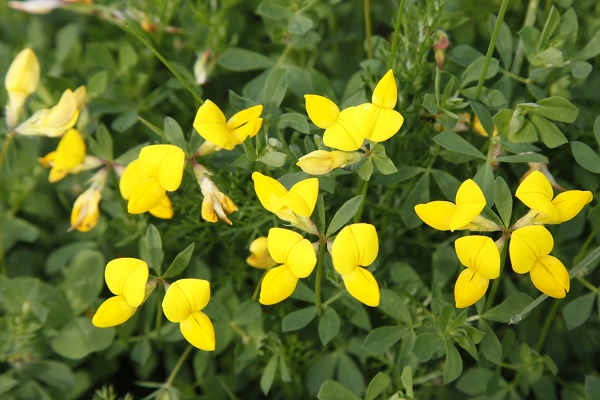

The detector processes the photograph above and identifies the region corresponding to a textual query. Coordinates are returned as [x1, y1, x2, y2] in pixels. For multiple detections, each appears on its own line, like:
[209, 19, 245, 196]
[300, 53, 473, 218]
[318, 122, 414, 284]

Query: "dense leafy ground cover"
[1, 0, 600, 399]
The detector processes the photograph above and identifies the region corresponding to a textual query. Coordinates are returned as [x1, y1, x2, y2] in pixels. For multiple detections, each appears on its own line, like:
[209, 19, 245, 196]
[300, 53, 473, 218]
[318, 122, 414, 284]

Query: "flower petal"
[509, 226, 554, 274]
[50, 128, 86, 182]
[138, 144, 185, 192]
[5, 48, 40, 111]
[535, 190, 593, 224]
[340, 267, 380, 307]
[268, 227, 303, 264]
[286, 237, 317, 278]
[259, 265, 299, 305]
[530, 255, 570, 298]
[127, 178, 166, 214]
[70, 187, 101, 232]
[515, 170, 558, 222]
[371, 69, 397, 109]
[252, 172, 288, 213]
[276, 178, 319, 217]
[38, 89, 79, 137]
[193, 100, 236, 150]
[305, 95, 340, 129]
[105, 258, 149, 306]
[414, 201, 456, 231]
[454, 268, 489, 308]
[180, 311, 216, 351]
[231, 117, 263, 143]
[322, 107, 365, 151]
[247, 237, 274, 269]
[452, 179, 486, 231]
[149, 195, 174, 219]
[226, 104, 263, 130]
[119, 160, 143, 200]
[92, 295, 137, 328]
[297, 150, 354, 175]
[454, 236, 500, 279]
[332, 223, 378, 275]
[355, 104, 404, 143]
[162, 279, 211, 323]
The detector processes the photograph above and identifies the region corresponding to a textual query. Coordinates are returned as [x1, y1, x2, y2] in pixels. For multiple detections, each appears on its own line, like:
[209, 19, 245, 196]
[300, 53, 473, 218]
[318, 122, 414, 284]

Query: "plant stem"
[575, 276, 599, 293]
[165, 345, 193, 387]
[155, 284, 164, 344]
[534, 298, 561, 351]
[475, 0, 511, 100]
[511, 0, 539, 75]
[573, 223, 600, 266]
[388, 0, 407, 69]
[485, 240, 508, 311]
[277, 43, 293, 65]
[353, 178, 370, 223]
[315, 241, 326, 317]
[0, 132, 14, 177]
[364, 0, 372, 59]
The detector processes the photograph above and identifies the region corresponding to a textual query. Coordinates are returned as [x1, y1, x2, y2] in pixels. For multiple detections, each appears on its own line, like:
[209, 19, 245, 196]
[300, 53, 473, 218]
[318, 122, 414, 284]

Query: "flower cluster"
[415, 171, 592, 308]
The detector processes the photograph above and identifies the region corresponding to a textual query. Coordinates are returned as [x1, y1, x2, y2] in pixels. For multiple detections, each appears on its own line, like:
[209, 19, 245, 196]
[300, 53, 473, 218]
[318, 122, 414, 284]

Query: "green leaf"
[401, 366, 414, 398]
[145, 224, 163, 274]
[412, 333, 443, 362]
[433, 245, 459, 288]
[482, 293, 533, 323]
[494, 176, 512, 228]
[586, 376, 600, 400]
[325, 195, 364, 237]
[492, 108, 513, 137]
[336, 353, 365, 396]
[577, 30, 600, 60]
[378, 289, 412, 325]
[362, 326, 404, 355]
[594, 115, 600, 146]
[51, 317, 115, 360]
[358, 158, 374, 181]
[423, 93, 438, 114]
[218, 47, 274, 71]
[443, 341, 463, 384]
[86, 70, 108, 98]
[88, 125, 114, 161]
[433, 131, 486, 159]
[317, 380, 361, 400]
[373, 155, 398, 175]
[562, 292, 596, 330]
[288, 12, 313, 35]
[492, 15, 513, 68]
[509, 119, 538, 143]
[473, 162, 494, 206]
[319, 308, 341, 346]
[470, 100, 494, 137]
[263, 67, 288, 117]
[529, 114, 567, 148]
[256, 1, 292, 19]
[0, 375, 18, 396]
[461, 56, 499, 88]
[494, 153, 548, 163]
[24, 360, 74, 389]
[571, 141, 600, 174]
[63, 250, 104, 314]
[366, 372, 391, 400]
[164, 117, 188, 154]
[316, 194, 326, 235]
[234, 301, 262, 326]
[431, 169, 461, 200]
[257, 151, 287, 168]
[479, 319, 502, 364]
[278, 112, 309, 134]
[260, 354, 278, 395]
[282, 307, 317, 332]
[531, 96, 578, 123]
[163, 243, 195, 279]
[400, 172, 430, 229]
[456, 367, 494, 396]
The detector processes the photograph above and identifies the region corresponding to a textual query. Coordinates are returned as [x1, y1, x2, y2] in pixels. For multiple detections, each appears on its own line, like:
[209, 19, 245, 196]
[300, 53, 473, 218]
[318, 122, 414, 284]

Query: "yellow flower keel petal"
[454, 268, 489, 309]
[341, 268, 380, 307]
[180, 311, 216, 351]
[92, 296, 137, 328]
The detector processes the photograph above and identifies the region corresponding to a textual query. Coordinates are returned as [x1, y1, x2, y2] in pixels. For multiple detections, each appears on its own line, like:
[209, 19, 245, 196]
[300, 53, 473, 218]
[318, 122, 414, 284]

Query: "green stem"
[502, 68, 530, 84]
[364, 0, 372, 59]
[122, 23, 204, 105]
[511, 0, 540, 75]
[388, 0, 407, 69]
[155, 284, 164, 344]
[315, 242, 326, 317]
[353, 178, 370, 223]
[165, 345, 193, 387]
[277, 43, 293, 65]
[510, 245, 600, 324]
[573, 223, 600, 266]
[575, 276, 599, 293]
[485, 239, 508, 311]
[0, 132, 14, 177]
[475, 0, 511, 100]
[534, 298, 561, 351]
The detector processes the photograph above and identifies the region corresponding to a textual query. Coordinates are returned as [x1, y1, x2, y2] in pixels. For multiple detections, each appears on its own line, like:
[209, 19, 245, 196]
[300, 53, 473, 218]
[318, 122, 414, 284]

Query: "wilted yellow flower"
[15, 88, 79, 137]
[331, 223, 380, 307]
[516, 171, 592, 225]
[305, 95, 364, 151]
[296, 150, 359, 175]
[119, 144, 185, 215]
[4, 48, 40, 126]
[246, 237, 274, 269]
[259, 228, 316, 305]
[92, 258, 149, 327]
[194, 164, 238, 225]
[193, 100, 263, 150]
[38, 128, 86, 182]
[162, 279, 215, 351]
[454, 236, 500, 308]
[73, 85, 87, 111]
[415, 179, 499, 232]
[70, 185, 101, 232]
[252, 172, 318, 234]
[510, 226, 570, 298]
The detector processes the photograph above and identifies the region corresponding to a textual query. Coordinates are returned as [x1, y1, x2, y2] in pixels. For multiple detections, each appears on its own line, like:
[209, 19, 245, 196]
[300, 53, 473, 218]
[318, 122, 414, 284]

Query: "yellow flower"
[296, 150, 359, 175]
[193, 100, 263, 150]
[194, 164, 238, 225]
[415, 179, 497, 232]
[259, 228, 316, 305]
[252, 172, 318, 233]
[305, 95, 364, 151]
[15, 88, 79, 137]
[148, 195, 174, 220]
[70, 185, 102, 232]
[331, 223, 380, 307]
[92, 258, 149, 327]
[162, 279, 215, 351]
[354, 69, 404, 143]
[246, 237, 274, 269]
[5, 48, 40, 125]
[38, 128, 86, 182]
[454, 236, 500, 308]
[119, 144, 185, 215]
[516, 170, 592, 224]
[510, 226, 570, 298]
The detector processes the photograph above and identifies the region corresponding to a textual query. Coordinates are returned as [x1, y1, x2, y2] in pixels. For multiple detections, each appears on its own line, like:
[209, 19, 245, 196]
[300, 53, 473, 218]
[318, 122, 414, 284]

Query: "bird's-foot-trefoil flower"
[247, 237, 274, 269]
[353, 69, 404, 144]
[162, 279, 215, 351]
[194, 163, 238, 225]
[331, 223, 380, 307]
[259, 228, 317, 305]
[296, 150, 361, 175]
[415, 179, 500, 232]
[305, 95, 364, 151]
[4, 48, 40, 128]
[193, 100, 263, 150]
[520, 163, 565, 192]
[510, 226, 570, 298]
[252, 172, 319, 235]
[92, 258, 150, 327]
[119, 144, 185, 215]
[454, 236, 501, 308]
[14, 88, 79, 137]
[38, 128, 86, 182]
[515, 170, 592, 226]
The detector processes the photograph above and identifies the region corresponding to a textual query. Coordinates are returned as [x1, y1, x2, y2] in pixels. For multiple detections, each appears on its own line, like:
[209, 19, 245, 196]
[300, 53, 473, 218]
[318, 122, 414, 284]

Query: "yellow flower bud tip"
[296, 150, 355, 175]
[200, 177, 238, 225]
[372, 69, 397, 109]
[69, 186, 102, 232]
[259, 265, 299, 305]
[521, 163, 565, 192]
[247, 237, 274, 269]
[180, 311, 216, 351]
[515, 170, 558, 222]
[105, 258, 149, 307]
[341, 267, 380, 307]
[73, 85, 87, 111]
[451, 179, 486, 231]
[5, 48, 41, 111]
[268, 228, 317, 278]
[509, 226, 554, 274]
[455, 236, 500, 279]
[305, 94, 341, 129]
[530, 255, 570, 298]
[454, 268, 489, 308]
